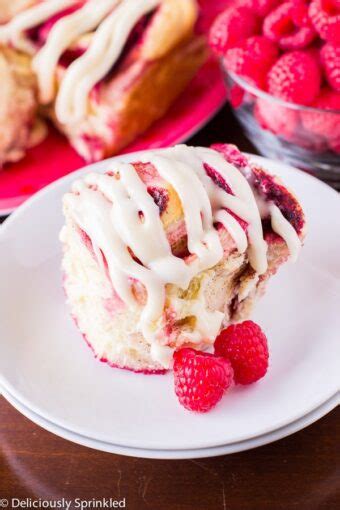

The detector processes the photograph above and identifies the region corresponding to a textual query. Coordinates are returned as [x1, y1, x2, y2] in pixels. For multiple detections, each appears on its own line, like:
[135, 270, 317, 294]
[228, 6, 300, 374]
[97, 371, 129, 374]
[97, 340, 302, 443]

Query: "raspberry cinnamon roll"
[0, 0, 37, 24]
[0, 0, 206, 165]
[60, 143, 306, 373]
[0, 46, 46, 165]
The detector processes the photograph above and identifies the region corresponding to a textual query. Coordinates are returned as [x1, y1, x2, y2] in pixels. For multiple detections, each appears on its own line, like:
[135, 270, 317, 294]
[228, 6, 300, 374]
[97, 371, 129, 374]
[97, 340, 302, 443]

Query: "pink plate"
[0, 1, 228, 215]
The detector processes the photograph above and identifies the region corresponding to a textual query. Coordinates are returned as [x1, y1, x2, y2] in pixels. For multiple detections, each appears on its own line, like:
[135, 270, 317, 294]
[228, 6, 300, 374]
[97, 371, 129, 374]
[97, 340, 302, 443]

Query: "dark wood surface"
[0, 106, 339, 510]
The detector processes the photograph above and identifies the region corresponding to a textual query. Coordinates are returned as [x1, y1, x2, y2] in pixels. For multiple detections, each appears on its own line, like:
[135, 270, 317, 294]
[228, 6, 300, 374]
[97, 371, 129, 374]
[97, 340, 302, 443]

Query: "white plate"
[0, 153, 339, 451]
[2, 389, 338, 459]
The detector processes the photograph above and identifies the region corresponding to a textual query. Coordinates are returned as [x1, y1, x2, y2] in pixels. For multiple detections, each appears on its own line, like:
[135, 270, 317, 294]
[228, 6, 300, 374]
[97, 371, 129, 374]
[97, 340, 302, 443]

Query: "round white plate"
[2, 389, 338, 459]
[0, 153, 339, 451]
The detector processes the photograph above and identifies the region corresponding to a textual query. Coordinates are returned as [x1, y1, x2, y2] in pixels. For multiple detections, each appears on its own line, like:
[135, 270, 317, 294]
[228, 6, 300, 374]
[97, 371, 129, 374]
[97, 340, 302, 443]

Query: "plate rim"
[1, 389, 338, 459]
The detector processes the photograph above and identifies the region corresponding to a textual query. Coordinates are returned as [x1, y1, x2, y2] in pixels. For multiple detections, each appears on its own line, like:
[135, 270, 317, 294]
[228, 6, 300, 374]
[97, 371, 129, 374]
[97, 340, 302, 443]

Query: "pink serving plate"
[0, 1, 228, 215]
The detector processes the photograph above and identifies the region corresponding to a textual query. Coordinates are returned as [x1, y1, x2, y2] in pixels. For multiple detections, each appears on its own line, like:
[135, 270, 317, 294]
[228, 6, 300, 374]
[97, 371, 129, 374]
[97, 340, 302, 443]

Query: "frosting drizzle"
[0, 0, 194, 124]
[63, 146, 302, 344]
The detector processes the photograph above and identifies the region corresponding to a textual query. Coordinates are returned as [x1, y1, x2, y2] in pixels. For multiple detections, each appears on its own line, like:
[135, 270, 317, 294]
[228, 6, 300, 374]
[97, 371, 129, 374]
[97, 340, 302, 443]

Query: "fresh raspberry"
[209, 6, 260, 55]
[214, 321, 269, 385]
[254, 97, 299, 140]
[173, 348, 234, 413]
[292, 1, 313, 27]
[308, 0, 340, 43]
[242, 0, 281, 16]
[320, 42, 340, 91]
[223, 36, 279, 89]
[267, 50, 321, 105]
[263, 1, 316, 50]
[255, 100, 325, 152]
[300, 88, 340, 146]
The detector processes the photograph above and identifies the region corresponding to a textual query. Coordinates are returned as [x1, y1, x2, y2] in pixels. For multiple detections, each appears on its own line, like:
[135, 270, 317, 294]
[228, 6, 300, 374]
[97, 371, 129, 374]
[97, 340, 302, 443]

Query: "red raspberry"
[214, 321, 269, 385]
[267, 50, 321, 105]
[300, 88, 340, 147]
[254, 98, 299, 140]
[292, 1, 314, 27]
[173, 348, 234, 413]
[209, 6, 260, 56]
[263, 1, 316, 50]
[308, 0, 340, 43]
[242, 0, 281, 16]
[320, 42, 340, 91]
[223, 36, 279, 89]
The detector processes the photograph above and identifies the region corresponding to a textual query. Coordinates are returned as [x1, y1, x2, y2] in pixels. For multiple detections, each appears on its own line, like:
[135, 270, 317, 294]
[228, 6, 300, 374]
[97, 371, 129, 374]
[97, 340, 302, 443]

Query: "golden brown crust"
[0, 46, 46, 165]
[0, 0, 203, 163]
[104, 37, 207, 157]
[141, 0, 198, 60]
[0, 0, 37, 23]
[65, 36, 207, 160]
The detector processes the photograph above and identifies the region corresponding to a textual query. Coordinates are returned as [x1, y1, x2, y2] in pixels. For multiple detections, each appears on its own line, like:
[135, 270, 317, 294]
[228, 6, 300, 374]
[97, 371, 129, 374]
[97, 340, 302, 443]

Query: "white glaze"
[270, 203, 301, 262]
[0, 0, 78, 54]
[56, 0, 160, 123]
[63, 146, 301, 353]
[0, 0, 163, 123]
[254, 191, 301, 263]
[174, 146, 269, 274]
[32, 0, 121, 104]
[150, 344, 174, 368]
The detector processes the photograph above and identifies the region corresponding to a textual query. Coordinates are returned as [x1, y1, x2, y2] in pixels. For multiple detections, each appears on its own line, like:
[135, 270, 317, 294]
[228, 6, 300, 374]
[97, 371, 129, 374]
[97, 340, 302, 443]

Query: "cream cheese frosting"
[62, 145, 301, 355]
[33, 0, 121, 104]
[0, 0, 198, 125]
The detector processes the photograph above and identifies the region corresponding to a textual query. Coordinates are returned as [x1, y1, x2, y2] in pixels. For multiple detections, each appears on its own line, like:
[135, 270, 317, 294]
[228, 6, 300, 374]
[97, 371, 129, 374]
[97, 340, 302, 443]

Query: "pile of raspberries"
[209, 0, 340, 153]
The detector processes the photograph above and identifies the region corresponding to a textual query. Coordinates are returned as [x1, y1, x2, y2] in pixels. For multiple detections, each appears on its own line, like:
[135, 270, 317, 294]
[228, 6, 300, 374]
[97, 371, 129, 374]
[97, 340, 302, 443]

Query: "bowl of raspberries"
[209, 0, 340, 188]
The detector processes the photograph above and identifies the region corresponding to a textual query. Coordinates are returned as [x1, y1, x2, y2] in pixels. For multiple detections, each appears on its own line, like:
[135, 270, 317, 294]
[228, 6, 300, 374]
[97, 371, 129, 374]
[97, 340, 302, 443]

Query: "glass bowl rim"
[223, 67, 340, 115]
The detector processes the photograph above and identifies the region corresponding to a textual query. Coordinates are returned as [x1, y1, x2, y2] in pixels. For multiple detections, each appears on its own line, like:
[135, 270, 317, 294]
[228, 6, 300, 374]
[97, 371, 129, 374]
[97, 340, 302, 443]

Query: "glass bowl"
[222, 68, 340, 189]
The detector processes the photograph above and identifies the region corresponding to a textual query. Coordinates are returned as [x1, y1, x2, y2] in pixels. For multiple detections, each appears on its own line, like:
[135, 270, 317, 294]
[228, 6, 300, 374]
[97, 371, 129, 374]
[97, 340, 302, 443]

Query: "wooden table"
[0, 106, 339, 510]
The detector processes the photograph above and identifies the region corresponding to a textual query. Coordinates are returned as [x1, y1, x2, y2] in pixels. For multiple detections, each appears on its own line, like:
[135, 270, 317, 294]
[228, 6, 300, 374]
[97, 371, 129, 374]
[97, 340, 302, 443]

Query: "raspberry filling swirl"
[62, 145, 302, 363]
[0, 0, 197, 124]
